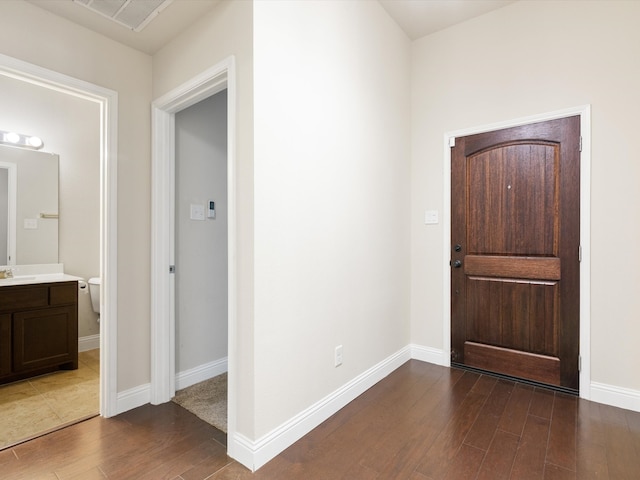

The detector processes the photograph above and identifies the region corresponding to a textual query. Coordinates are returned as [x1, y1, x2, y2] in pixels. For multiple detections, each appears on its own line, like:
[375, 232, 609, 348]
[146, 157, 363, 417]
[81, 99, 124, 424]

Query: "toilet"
[88, 277, 101, 322]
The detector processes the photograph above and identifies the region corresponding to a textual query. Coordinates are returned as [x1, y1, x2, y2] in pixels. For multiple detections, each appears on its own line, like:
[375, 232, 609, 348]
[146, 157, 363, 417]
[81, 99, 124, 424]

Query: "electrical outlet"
[334, 345, 343, 367]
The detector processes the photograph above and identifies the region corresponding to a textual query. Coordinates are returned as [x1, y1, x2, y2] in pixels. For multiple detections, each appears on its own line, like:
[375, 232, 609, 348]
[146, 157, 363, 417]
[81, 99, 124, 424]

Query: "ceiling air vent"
[72, 0, 173, 32]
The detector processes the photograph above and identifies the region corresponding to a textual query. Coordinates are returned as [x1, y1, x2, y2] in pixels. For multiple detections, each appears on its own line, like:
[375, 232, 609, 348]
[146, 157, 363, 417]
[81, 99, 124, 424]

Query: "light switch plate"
[24, 218, 38, 229]
[190, 204, 205, 221]
[425, 210, 439, 225]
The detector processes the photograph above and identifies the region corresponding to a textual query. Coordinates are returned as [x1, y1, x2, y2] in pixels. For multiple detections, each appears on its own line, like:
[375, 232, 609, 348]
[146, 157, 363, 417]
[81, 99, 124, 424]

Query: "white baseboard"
[590, 382, 640, 413]
[116, 383, 151, 415]
[230, 346, 412, 471]
[79, 334, 100, 352]
[175, 357, 228, 391]
[112, 358, 228, 416]
[410, 344, 446, 366]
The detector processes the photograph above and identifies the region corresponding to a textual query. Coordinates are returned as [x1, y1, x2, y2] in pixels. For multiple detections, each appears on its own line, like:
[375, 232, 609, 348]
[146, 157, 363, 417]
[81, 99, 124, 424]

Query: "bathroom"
[0, 72, 101, 448]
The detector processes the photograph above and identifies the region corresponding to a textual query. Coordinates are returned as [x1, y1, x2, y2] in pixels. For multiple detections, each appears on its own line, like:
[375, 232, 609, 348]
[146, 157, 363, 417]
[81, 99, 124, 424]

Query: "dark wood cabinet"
[0, 314, 11, 377]
[0, 281, 78, 384]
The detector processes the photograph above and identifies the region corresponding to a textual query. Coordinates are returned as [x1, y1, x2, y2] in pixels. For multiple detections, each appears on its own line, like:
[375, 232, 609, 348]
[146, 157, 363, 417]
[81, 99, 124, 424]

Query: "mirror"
[0, 145, 58, 266]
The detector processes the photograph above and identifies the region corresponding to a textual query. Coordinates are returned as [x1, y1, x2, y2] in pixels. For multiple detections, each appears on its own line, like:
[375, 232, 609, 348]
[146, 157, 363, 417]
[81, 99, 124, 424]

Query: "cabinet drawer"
[0, 286, 48, 312]
[50, 283, 78, 306]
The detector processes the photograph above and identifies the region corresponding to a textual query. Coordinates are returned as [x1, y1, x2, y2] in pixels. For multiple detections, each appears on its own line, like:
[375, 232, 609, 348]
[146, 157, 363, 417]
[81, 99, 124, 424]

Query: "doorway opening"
[442, 106, 592, 399]
[150, 56, 237, 454]
[171, 89, 229, 434]
[0, 52, 118, 426]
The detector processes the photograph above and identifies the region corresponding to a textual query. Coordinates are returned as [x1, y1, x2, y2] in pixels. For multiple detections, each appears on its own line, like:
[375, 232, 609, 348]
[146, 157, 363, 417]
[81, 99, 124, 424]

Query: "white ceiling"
[25, 0, 516, 55]
[379, 0, 516, 40]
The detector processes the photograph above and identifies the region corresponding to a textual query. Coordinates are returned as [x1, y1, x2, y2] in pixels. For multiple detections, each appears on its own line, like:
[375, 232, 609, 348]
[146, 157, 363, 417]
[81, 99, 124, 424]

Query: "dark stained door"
[451, 116, 580, 391]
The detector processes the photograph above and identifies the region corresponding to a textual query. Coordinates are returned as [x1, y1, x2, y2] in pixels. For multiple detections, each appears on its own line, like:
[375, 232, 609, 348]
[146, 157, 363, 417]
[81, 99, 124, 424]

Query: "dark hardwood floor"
[1, 360, 639, 479]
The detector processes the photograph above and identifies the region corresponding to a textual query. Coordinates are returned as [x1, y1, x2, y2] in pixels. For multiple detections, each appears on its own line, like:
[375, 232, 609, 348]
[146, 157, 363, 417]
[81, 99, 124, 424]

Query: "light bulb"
[27, 136, 43, 148]
[5, 132, 20, 143]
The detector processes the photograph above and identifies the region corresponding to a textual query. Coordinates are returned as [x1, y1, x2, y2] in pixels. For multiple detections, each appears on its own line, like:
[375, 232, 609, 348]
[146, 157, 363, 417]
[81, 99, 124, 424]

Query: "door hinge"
[449, 136, 456, 147]
[169, 265, 175, 274]
[578, 245, 582, 262]
[578, 355, 582, 372]
[579, 136, 583, 152]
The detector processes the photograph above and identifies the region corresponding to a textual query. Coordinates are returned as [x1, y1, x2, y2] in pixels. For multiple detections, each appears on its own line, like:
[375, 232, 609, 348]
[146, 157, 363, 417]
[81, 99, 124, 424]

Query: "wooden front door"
[451, 116, 580, 391]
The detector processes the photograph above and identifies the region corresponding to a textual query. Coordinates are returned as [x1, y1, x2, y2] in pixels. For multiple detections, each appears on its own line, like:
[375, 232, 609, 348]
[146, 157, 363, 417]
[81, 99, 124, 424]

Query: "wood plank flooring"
[1, 360, 639, 479]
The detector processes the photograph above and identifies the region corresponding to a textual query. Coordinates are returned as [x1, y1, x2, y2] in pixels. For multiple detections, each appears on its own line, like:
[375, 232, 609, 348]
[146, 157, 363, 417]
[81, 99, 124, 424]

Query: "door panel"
[466, 277, 558, 355]
[451, 116, 580, 391]
[467, 144, 558, 256]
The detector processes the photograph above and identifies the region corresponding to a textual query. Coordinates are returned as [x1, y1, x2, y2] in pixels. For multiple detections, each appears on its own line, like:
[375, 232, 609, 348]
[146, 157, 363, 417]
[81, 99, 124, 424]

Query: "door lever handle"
[451, 260, 462, 268]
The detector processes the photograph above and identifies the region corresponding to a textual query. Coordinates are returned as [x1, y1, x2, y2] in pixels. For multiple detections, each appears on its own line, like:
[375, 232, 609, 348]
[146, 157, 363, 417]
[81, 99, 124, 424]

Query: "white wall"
[175, 90, 228, 373]
[253, 0, 411, 438]
[411, 0, 640, 392]
[0, 76, 100, 337]
[0, 0, 152, 390]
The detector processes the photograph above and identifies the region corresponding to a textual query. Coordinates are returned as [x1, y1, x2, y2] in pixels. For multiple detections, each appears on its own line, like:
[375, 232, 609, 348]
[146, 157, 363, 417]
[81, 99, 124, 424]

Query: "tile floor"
[0, 348, 99, 450]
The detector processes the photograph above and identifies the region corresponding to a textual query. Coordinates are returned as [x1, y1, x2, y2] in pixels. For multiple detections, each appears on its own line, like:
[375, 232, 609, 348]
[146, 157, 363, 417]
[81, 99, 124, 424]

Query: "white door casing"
[150, 56, 237, 453]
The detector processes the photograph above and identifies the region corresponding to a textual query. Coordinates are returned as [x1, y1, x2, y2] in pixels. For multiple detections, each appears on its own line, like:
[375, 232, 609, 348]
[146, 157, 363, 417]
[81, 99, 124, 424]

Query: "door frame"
[442, 105, 591, 399]
[0, 52, 119, 416]
[150, 56, 237, 452]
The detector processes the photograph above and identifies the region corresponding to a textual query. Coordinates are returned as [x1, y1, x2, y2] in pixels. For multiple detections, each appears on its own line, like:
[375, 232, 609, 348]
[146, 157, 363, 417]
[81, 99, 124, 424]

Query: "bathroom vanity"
[0, 277, 78, 385]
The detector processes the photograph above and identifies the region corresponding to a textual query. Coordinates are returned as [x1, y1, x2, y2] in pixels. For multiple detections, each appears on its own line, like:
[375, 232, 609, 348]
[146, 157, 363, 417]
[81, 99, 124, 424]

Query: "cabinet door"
[0, 314, 10, 376]
[13, 306, 77, 372]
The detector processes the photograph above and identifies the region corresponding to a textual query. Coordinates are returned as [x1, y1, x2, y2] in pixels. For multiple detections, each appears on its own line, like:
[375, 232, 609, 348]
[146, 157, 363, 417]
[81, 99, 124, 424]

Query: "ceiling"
[379, 0, 516, 40]
[25, 0, 516, 55]
[26, 0, 222, 55]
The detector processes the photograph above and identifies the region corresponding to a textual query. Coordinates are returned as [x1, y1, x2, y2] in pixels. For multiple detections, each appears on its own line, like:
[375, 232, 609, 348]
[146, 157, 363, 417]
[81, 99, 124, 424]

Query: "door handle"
[452, 260, 462, 268]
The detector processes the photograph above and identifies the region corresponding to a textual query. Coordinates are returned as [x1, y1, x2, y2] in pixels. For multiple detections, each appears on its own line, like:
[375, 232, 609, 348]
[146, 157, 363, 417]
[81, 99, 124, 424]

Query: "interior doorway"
[0, 53, 118, 420]
[172, 90, 229, 433]
[150, 56, 237, 453]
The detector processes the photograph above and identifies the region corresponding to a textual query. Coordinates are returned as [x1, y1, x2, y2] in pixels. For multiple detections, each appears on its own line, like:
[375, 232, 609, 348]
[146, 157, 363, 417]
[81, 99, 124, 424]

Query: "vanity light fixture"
[0, 129, 44, 150]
